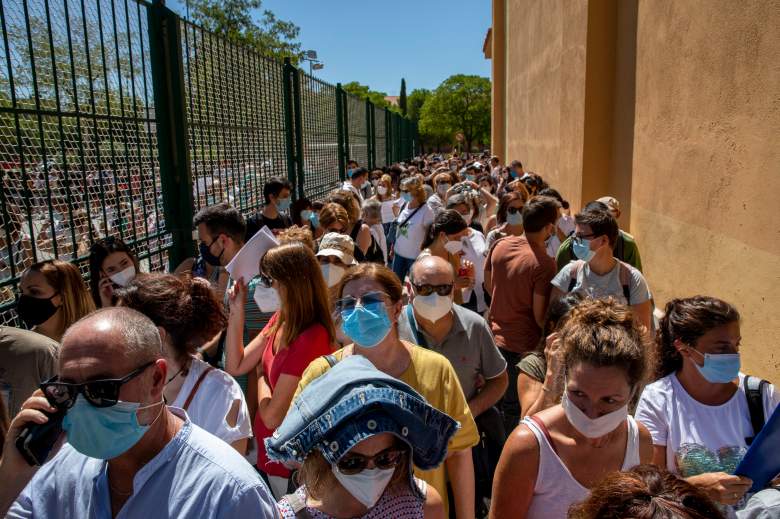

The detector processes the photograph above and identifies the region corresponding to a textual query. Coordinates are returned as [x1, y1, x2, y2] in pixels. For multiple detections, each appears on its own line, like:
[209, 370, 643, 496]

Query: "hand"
[687, 472, 752, 505]
[543, 333, 565, 395]
[227, 278, 247, 318]
[1, 391, 63, 478]
[454, 275, 474, 290]
[98, 276, 114, 307]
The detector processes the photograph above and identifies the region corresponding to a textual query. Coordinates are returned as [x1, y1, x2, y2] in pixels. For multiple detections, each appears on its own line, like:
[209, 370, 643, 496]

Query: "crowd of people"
[0, 153, 777, 518]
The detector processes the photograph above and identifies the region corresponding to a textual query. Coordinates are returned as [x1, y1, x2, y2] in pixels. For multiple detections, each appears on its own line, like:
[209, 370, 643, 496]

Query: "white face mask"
[437, 183, 450, 196]
[443, 237, 463, 255]
[321, 263, 345, 288]
[332, 465, 396, 509]
[377, 186, 388, 195]
[561, 391, 628, 439]
[412, 293, 452, 323]
[459, 212, 473, 226]
[108, 266, 136, 287]
[253, 285, 280, 313]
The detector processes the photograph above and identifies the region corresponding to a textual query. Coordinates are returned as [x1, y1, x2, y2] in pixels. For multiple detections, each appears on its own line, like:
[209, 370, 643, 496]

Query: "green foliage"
[399, 78, 407, 116]
[342, 81, 401, 113]
[188, 0, 302, 63]
[406, 88, 430, 124]
[418, 74, 490, 151]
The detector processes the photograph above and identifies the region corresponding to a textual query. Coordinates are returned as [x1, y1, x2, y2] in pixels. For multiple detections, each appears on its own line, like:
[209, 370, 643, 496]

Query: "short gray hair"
[62, 307, 163, 363]
[362, 199, 381, 220]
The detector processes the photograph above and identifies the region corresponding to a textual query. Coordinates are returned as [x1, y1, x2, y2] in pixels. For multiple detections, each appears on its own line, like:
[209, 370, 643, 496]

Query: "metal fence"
[0, 0, 417, 325]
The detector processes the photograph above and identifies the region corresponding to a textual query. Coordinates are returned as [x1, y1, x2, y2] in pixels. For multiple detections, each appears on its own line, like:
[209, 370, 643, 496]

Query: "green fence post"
[366, 99, 374, 170]
[147, 1, 194, 270]
[291, 68, 305, 200]
[342, 92, 351, 170]
[336, 83, 346, 181]
[282, 58, 302, 199]
[385, 108, 391, 166]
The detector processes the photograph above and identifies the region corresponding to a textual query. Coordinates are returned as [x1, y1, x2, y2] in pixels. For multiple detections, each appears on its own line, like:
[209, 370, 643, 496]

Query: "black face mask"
[17, 293, 59, 327]
[199, 236, 224, 267]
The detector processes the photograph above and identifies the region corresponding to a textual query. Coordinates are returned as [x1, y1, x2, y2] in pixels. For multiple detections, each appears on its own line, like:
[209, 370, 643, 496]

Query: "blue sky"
[168, 0, 492, 95]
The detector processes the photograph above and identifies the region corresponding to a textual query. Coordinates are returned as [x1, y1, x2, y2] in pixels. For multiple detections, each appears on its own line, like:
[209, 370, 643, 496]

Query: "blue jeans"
[392, 253, 416, 282]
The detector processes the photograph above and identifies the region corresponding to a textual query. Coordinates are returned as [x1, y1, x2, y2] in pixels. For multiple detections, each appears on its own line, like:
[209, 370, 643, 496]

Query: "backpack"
[744, 375, 769, 446]
[567, 259, 632, 304]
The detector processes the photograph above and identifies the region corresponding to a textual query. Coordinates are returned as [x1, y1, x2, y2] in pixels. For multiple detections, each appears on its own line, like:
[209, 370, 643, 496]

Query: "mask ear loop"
[137, 399, 166, 427]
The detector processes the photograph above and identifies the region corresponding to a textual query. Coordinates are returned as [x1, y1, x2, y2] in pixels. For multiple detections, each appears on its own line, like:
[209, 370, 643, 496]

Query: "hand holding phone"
[5, 392, 64, 468]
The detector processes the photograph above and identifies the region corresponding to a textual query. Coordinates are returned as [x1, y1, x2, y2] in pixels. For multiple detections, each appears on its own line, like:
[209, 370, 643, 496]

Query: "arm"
[489, 425, 539, 519]
[519, 334, 565, 418]
[469, 370, 508, 418]
[445, 448, 475, 519]
[256, 374, 301, 430]
[532, 292, 548, 329]
[479, 187, 498, 214]
[423, 484, 445, 519]
[549, 286, 564, 307]
[356, 224, 371, 254]
[224, 280, 269, 376]
[631, 300, 653, 332]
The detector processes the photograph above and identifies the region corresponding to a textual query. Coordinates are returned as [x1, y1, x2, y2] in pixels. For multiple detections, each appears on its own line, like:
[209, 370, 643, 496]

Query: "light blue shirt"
[9, 408, 278, 519]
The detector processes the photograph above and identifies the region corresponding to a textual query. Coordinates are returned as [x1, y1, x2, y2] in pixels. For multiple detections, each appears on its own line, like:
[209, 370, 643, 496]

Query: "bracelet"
[541, 386, 553, 393]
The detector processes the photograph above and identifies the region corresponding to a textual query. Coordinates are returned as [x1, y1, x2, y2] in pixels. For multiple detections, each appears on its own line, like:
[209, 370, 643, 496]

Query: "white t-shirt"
[546, 215, 576, 258]
[370, 223, 388, 264]
[342, 181, 364, 204]
[551, 260, 651, 306]
[636, 372, 778, 477]
[380, 198, 401, 224]
[393, 203, 434, 259]
[461, 229, 488, 312]
[171, 358, 253, 445]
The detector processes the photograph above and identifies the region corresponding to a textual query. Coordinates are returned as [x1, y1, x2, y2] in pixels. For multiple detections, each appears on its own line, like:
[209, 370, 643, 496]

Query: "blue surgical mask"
[341, 302, 392, 349]
[466, 174, 476, 182]
[347, 169, 354, 179]
[62, 395, 162, 460]
[689, 348, 741, 383]
[301, 209, 313, 222]
[401, 192, 413, 203]
[506, 211, 523, 226]
[277, 197, 292, 211]
[310, 213, 320, 228]
[573, 238, 596, 263]
[510, 170, 519, 179]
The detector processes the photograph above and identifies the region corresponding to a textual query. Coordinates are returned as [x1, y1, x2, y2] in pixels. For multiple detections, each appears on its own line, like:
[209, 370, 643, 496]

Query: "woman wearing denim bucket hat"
[268, 355, 455, 518]
[295, 263, 479, 519]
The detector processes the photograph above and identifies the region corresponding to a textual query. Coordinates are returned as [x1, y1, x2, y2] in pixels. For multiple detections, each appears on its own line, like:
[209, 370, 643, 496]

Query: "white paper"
[225, 226, 278, 282]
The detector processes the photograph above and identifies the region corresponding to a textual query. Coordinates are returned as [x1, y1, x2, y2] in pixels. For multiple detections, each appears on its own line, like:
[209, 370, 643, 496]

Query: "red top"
[255, 312, 332, 477]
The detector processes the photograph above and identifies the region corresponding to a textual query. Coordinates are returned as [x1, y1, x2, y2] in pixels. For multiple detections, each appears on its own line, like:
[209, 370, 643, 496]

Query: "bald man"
[1, 308, 277, 518]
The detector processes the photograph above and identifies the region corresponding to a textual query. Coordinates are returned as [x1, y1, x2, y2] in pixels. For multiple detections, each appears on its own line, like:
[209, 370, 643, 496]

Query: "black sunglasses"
[413, 283, 454, 297]
[507, 206, 523, 215]
[336, 446, 405, 475]
[40, 361, 156, 409]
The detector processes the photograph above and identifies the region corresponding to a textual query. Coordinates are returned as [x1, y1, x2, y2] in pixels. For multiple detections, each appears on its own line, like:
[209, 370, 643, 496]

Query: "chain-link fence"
[0, 0, 417, 325]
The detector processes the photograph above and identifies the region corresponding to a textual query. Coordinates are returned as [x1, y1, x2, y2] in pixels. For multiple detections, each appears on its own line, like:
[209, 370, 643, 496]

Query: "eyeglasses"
[413, 283, 453, 297]
[257, 273, 274, 288]
[40, 361, 156, 409]
[335, 291, 388, 313]
[336, 446, 405, 475]
[507, 206, 523, 215]
[573, 233, 597, 245]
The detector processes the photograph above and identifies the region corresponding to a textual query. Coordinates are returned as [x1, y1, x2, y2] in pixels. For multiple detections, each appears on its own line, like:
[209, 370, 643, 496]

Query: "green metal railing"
[0, 0, 417, 326]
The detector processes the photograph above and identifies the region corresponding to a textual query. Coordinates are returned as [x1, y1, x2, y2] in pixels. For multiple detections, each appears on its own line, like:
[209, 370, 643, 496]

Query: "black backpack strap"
[617, 260, 632, 305]
[323, 354, 339, 368]
[744, 375, 768, 445]
[567, 260, 584, 293]
[614, 232, 625, 261]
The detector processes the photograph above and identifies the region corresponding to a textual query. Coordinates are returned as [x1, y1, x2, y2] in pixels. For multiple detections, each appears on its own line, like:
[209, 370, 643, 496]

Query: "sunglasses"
[413, 283, 454, 297]
[507, 206, 523, 215]
[257, 273, 274, 288]
[336, 446, 405, 475]
[335, 291, 388, 313]
[40, 361, 156, 409]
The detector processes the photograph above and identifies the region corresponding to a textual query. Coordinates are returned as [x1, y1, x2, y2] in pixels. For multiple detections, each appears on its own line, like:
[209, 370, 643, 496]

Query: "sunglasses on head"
[40, 360, 156, 409]
[336, 446, 405, 475]
[335, 290, 388, 313]
[413, 283, 453, 297]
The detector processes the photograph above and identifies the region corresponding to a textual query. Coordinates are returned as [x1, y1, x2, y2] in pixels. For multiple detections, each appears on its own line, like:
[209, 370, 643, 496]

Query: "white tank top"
[523, 415, 641, 519]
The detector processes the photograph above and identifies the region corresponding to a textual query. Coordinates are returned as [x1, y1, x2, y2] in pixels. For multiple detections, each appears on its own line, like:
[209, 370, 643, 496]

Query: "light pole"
[302, 50, 324, 75]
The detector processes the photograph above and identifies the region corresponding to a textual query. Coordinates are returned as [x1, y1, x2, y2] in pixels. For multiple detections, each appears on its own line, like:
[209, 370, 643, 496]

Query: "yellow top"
[295, 342, 480, 516]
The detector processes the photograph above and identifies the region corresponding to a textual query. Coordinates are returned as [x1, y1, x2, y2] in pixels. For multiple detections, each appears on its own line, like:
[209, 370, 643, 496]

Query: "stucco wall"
[630, 0, 780, 380]
[504, 0, 588, 209]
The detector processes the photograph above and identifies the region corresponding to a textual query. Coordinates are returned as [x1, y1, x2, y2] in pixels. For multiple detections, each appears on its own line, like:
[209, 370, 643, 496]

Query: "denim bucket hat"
[265, 355, 459, 470]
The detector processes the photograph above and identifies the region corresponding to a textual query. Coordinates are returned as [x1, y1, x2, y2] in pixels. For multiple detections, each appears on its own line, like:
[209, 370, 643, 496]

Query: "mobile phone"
[15, 407, 65, 466]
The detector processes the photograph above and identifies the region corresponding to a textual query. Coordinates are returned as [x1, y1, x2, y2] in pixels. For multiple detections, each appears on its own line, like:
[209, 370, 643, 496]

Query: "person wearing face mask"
[269, 355, 452, 518]
[419, 210, 476, 307]
[636, 296, 777, 512]
[392, 176, 435, 282]
[427, 172, 454, 215]
[343, 167, 369, 205]
[490, 298, 654, 519]
[224, 243, 335, 498]
[0, 308, 278, 518]
[17, 260, 95, 343]
[485, 196, 560, 432]
[550, 207, 652, 331]
[116, 273, 252, 452]
[485, 189, 530, 251]
[316, 232, 358, 288]
[537, 188, 575, 259]
[88, 236, 140, 308]
[400, 255, 508, 517]
[290, 197, 318, 234]
[371, 174, 401, 251]
[295, 263, 479, 519]
[325, 190, 375, 262]
[245, 176, 293, 240]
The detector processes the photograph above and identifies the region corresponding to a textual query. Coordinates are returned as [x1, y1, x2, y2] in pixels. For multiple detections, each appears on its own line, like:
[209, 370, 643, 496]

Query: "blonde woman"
[371, 174, 401, 258]
[17, 259, 95, 341]
[392, 176, 434, 281]
[224, 243, 335, 497]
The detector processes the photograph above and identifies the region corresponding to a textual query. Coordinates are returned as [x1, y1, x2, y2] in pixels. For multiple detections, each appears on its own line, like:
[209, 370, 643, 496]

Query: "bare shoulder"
[423, 482, 445, 519]
[636, 419, 655, 462]
[504, 422, 540, 460]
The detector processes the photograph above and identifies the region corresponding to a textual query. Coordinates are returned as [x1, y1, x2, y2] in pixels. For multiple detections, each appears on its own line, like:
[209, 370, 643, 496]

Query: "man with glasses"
[550, 207, 652, 330]
[0, 308, 277, 518]
[484, 196, 560, 432]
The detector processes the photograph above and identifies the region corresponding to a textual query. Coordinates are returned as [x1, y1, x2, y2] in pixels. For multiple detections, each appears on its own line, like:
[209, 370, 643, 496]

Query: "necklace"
[108, 473, 134, 496]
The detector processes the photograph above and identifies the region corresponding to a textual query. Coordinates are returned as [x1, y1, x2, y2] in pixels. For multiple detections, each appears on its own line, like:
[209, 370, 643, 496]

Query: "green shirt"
[555, 230, 643, 272]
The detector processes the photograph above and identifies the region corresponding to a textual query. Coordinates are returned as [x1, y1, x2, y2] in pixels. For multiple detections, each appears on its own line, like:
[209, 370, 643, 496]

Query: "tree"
[406, 88, 430, 124]
[418, 74, 490, 152]
[342, 81, 400, 113]
[399, 78, 407, 116]
[188, 0, 302, 63]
